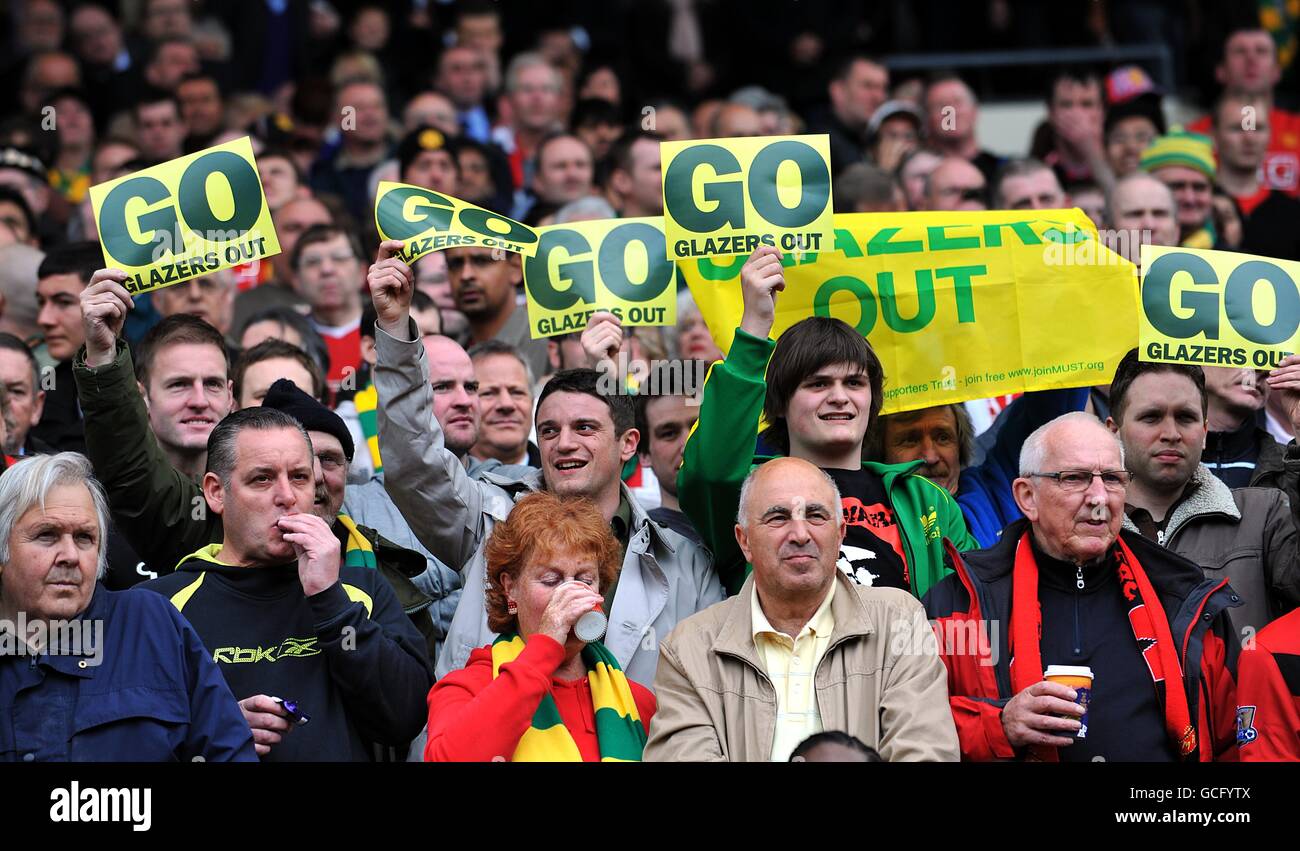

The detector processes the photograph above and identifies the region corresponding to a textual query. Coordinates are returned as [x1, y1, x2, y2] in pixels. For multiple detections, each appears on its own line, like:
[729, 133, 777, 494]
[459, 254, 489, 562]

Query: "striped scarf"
[1010, 533, 1196, 761]
[490, 632, 646, 762]
[354, 382, 383, 474]
[337, 514, 377, 569]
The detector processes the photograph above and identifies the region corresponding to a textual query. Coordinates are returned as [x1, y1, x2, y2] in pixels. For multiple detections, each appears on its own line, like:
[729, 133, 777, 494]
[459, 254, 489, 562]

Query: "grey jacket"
[373, 322, 725, 687]
[343, 473, 462, 652]
[1122, 463, 1300, 636]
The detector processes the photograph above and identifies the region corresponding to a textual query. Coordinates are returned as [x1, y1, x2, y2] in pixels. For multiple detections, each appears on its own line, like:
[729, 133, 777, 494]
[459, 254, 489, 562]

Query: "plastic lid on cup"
[1044, 665, 1094, 679]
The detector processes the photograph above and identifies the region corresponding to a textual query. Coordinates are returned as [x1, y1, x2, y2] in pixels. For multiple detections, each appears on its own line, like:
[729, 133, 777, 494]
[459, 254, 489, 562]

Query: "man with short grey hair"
[926, 412, 1241, 762]
[923, 156, 987, 211]
[646, 456, 959, 762]
[493, 51, 563, 198]
[992, 159, 1067, 210]
[0, 452, 256, 761]
[554, 196, 617, 224]
[467, 340, 538, 467]
[1106, 172, 1179, 269]
[150, 268, 237, 337]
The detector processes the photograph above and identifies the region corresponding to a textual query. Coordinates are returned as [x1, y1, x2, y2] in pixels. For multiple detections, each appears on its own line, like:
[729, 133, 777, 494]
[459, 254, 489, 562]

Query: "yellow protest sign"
[660, 134, 834, 261]
[679, 209, 1138, 414]
[522, 217, 678, 339]
[374, 181, 539, 262]
[1140, 244, 1299, 369]
[89, 136, 280, 295]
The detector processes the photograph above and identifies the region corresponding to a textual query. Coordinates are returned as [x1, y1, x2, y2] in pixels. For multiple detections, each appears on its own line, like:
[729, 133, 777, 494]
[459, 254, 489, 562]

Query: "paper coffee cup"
[1044, 665, 1093, 739]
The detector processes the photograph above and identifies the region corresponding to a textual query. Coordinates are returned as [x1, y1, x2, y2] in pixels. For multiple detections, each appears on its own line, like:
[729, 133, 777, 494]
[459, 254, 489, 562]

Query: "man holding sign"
[679, 247, 977, 598]
[367, 239, 723, 684]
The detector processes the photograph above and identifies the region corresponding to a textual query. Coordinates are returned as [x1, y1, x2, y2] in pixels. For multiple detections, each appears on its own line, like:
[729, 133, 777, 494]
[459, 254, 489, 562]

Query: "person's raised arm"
[369, 241, 490, 572]
[74, 270, 213, 570]
[678, 247, 785, 594]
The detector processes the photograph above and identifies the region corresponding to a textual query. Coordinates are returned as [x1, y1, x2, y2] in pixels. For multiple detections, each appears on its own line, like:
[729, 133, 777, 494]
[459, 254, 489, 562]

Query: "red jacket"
[424, 635, 656, 762]
[1237, 608, 1300, 761]
[923, 521, 1241, 761]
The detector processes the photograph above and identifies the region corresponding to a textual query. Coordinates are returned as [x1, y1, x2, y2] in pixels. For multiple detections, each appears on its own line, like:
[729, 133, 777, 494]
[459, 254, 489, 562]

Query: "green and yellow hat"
[1139, 127, 1216, 179]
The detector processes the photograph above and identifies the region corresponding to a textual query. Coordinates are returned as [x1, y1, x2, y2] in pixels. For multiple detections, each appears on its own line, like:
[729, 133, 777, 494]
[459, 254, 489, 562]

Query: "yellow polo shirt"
[751, 580, 837, 761]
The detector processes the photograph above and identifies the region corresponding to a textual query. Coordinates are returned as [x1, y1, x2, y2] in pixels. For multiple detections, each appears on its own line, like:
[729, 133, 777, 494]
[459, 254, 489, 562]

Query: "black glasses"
[1027, 469, 1130, 492]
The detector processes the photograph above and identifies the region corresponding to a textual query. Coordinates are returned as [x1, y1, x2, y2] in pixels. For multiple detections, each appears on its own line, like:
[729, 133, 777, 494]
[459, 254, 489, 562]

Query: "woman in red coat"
[424, 491, 656, 761]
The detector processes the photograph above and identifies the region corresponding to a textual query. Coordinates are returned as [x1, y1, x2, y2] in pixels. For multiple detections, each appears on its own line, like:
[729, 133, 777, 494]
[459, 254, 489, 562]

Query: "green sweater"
[678, 328, 979, 598]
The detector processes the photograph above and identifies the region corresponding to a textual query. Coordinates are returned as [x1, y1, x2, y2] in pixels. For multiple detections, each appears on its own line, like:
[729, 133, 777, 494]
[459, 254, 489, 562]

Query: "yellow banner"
[660, 134, 834, 261]
[374, 181, 538, 262]
[680, 209, 1139, 414]
[89, 136, 281, 295]
[522, 217, 677, 338]
[1140, 244, 1299, 369]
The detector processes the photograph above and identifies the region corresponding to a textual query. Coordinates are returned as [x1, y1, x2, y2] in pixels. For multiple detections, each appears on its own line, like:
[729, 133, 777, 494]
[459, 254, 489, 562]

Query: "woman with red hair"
[424, 491, 656, 761]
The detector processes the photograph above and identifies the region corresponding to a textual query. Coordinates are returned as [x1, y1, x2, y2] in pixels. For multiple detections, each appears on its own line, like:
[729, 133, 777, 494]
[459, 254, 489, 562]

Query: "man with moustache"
[445, 244, 549, 380]
[925, 413, 1241, 761]
[1104, 351, 1300, 637]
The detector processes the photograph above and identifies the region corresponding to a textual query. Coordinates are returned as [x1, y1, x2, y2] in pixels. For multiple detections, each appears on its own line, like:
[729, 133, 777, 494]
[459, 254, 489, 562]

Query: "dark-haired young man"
[133, 88, 186, 164]
[75, 281, 234, 579]
[233, 338, 326, 409]
[1041, 67, 1108, 190]
[635, 359, 704, 545]
[368, 240, 724, 683]
[1105, 350, 1300, 635]
[679, 246, 976, 597]
[805, 54, 889, 174]
[445, 243, 549, 379]
[32, 241, 104, 452]
[607, 131, 664, 218]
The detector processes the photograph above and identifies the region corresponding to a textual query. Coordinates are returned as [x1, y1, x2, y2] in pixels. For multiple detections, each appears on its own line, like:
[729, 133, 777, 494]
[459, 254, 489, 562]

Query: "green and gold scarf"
[490, 632, 646, 762]
[337, 514, 377, 569]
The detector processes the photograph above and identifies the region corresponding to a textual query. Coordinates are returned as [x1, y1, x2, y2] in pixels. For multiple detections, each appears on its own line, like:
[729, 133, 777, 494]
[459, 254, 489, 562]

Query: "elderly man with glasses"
[924, 412, 1242, 762]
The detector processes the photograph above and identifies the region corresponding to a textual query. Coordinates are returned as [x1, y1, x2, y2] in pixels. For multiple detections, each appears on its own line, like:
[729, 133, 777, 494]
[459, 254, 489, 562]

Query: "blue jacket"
[0, 585, 256, 762]
[956, 388, 1089, 548]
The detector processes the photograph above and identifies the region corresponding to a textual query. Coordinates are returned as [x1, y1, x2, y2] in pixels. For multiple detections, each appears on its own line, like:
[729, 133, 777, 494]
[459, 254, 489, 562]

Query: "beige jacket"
[644, 572, 960, 762]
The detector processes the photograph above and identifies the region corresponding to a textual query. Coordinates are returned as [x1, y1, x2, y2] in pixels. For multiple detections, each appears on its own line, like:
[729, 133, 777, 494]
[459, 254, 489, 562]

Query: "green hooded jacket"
[678, 328, 979, 598]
